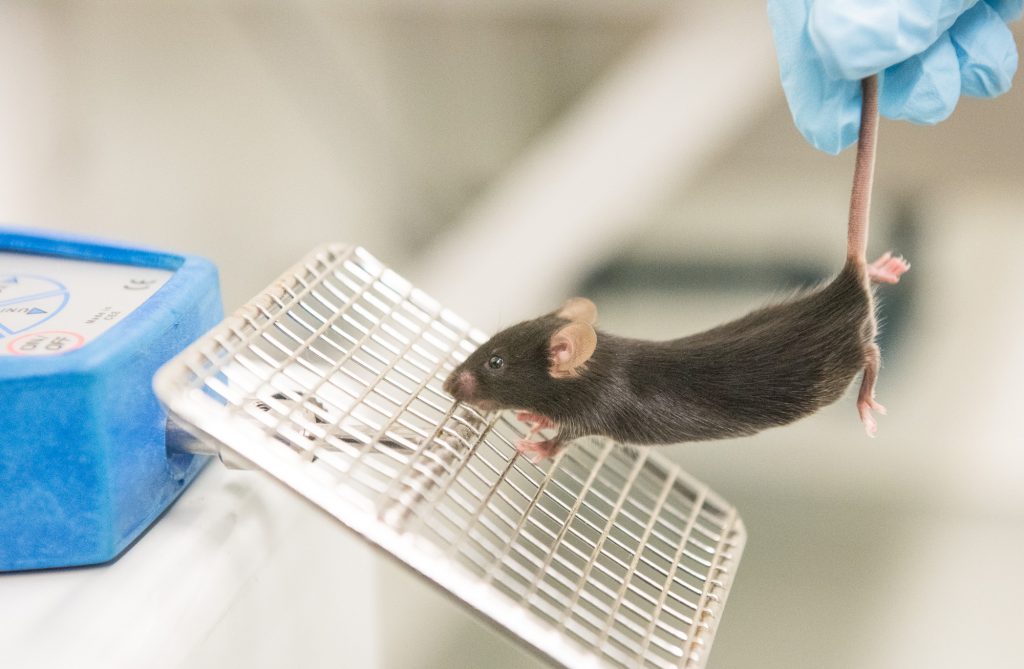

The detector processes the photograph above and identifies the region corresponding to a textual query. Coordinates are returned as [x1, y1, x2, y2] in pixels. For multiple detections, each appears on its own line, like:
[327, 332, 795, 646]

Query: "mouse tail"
[846, 75, 879, 268]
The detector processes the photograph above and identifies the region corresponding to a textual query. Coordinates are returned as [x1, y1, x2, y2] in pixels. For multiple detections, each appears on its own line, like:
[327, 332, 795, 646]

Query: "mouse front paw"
[515, 438, 564, 464]
[515, 411, 557, 433]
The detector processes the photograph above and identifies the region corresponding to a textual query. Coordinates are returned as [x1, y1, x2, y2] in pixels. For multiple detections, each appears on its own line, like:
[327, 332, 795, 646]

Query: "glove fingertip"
[799, 127, 852, 155]
[983, 0, 1024, 22]
[879, 37, 962, 124]
[960, 44, 1018, 98]
[954, 2, 1020, 97]
[797, 93, 860, 155]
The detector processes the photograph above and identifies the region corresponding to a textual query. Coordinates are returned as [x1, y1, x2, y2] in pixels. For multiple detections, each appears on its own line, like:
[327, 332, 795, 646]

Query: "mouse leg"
[867, 252, 910, 284]
[857, 343, 887, 437]
[515, 411, 557, 432]
[515, 438, 564, 464]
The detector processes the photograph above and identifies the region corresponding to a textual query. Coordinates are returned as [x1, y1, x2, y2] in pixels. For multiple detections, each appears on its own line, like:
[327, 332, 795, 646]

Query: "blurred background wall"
[2, 1, 1023, 667]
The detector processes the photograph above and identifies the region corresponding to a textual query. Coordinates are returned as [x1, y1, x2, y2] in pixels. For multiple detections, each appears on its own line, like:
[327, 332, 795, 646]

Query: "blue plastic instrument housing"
[0, 227, 223, 571]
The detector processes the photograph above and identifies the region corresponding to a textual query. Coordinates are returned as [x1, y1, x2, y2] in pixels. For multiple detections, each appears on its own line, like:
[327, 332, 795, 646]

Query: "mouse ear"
[548, 322, 597, 379]
[556, 297, 597, 325]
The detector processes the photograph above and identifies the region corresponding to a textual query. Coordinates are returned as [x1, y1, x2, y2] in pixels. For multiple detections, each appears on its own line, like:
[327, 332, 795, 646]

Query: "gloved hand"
[768, 0, 1022, 153]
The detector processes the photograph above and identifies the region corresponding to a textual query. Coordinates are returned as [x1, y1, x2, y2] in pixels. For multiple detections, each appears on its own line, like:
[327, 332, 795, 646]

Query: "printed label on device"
[0, 252, 173, 356]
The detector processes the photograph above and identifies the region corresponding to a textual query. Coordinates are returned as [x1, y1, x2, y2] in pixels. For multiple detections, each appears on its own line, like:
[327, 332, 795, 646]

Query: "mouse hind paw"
[858, 398, 886, 437]
[857, 343, 885, 437]
[867, 252, 910, 284]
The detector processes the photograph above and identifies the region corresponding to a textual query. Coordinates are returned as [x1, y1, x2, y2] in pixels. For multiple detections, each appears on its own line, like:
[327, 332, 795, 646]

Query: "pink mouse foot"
[867, 252, 910, 284]
[857, 398, 886, 438]
[515, 411, 557, 433]
[516, 438, 563, 464]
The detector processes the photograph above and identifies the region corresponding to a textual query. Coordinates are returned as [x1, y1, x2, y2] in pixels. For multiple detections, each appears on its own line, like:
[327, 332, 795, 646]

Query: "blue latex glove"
[769, 0, 1022, 153]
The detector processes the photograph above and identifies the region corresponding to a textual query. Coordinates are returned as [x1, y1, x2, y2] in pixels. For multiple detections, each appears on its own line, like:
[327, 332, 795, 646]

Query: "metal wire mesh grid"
[154, 244, 745, 669]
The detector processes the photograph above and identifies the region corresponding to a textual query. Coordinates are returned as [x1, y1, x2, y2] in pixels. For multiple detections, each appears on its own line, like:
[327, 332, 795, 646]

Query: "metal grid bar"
[154, 244, 745, 669]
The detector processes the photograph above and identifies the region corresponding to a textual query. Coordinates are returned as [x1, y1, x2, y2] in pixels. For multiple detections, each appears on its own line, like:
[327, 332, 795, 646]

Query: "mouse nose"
[442, 372, 457, 396]
[443, 371, 476, 401]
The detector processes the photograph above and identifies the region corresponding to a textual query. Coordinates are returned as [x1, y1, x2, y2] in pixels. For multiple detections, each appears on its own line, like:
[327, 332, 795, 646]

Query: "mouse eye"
[488, 355, 505, 370]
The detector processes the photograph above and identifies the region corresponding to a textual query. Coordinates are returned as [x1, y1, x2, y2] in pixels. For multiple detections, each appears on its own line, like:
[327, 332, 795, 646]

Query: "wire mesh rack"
[153, 244, 746, 669]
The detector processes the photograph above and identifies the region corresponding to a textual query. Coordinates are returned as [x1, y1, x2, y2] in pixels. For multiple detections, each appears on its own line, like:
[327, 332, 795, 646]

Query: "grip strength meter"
[0, 227, 222, 571]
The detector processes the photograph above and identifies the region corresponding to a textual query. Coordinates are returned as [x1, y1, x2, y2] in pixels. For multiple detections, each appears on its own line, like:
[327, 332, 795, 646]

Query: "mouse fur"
[444, 261, 874, 448]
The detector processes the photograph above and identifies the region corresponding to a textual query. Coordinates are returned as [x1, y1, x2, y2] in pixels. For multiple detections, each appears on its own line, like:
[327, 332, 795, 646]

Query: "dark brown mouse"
[442, 76, 908, 462]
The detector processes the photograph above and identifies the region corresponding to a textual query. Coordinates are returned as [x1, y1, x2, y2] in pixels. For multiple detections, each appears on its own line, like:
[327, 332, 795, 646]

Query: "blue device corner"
[0, 226, 224, 571]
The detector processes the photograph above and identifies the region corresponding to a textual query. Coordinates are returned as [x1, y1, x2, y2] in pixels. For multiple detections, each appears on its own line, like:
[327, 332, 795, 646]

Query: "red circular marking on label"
[6, 330, 86, 356]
